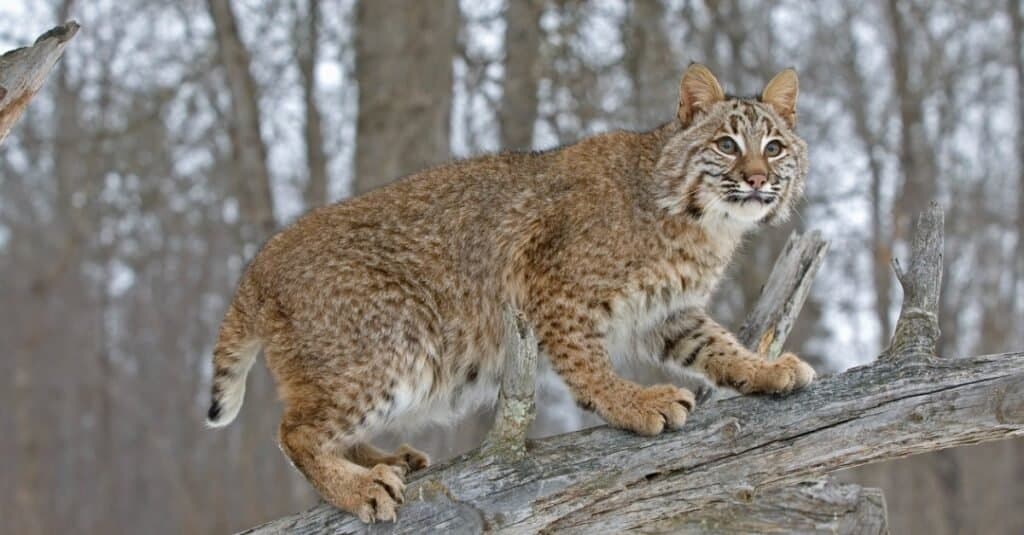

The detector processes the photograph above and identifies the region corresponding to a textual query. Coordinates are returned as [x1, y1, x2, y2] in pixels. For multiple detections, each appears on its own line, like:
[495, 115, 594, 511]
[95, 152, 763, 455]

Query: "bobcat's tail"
[205, 299, 262, 428]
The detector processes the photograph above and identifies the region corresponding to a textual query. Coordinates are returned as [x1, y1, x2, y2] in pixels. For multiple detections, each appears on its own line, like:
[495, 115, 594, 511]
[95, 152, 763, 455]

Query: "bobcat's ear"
[677, 63, 725, 125]
[761, 68, 799, 127]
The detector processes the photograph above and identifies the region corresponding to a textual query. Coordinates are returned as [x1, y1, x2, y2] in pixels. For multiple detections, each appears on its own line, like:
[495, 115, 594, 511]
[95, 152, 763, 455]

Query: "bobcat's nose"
[745, 174, 768, 190]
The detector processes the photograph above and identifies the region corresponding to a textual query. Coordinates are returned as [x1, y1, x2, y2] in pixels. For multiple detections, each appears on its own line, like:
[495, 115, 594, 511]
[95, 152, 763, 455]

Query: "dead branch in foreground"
[0, 21, 79, 145]
[244, 205, 1016, 534]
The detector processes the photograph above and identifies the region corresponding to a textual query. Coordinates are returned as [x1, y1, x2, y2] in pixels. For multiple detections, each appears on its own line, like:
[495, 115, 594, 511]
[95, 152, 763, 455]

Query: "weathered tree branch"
[0, 21, 79, 145]
[737, 230, 829, 358]
[650, 477, 888, 534]
[479, 306, 538, 462]
[886, 201, 943, 358]
[719, 231, 888, 533]
[246, 348, 1022, 534]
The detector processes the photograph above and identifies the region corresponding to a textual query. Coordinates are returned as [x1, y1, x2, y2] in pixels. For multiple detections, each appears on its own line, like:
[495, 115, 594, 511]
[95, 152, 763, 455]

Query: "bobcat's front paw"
[604, 384, 695, 436]
[752, 352, 815, 394]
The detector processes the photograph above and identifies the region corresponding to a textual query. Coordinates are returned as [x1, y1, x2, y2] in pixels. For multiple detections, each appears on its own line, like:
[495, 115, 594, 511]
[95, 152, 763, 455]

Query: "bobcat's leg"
[278, 405, 407, 524]
[349, 443, 430, 474]
[658, 308, 815, 394]
[531, 298, 695, 436]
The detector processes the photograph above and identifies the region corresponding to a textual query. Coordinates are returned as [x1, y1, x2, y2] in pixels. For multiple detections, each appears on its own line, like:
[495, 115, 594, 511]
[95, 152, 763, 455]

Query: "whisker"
[698, 193, 729, 225]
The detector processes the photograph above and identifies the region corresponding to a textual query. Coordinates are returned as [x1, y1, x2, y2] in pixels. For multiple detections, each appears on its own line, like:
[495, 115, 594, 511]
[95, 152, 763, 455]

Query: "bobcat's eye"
[716, 137, 739, 155]
[764, 140, 783, 157]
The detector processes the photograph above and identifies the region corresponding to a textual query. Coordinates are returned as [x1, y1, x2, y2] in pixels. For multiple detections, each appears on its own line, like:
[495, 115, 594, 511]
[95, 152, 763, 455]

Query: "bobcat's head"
[655, 64, 808, 227]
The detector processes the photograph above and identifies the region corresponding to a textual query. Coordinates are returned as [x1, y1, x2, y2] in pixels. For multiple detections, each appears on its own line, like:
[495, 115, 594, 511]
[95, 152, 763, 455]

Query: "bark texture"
[700, 231, 882, 534]
[0, 21, 79, 145]
[651, 477, 887, 535]
[886, 202, 942, 358]
[243, 348, 1023, 534]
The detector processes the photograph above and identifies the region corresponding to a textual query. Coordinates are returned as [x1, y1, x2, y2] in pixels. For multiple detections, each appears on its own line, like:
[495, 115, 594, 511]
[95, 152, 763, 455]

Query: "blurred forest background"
[2, 0, 1023, 533]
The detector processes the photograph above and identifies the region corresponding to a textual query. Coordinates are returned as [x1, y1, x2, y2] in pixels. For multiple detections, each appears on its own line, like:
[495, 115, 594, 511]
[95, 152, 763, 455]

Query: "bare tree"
[837, 6, 895, 351]
[1, 20, 79, 535]
[887, 0, 938, 244]
[1011, 0, 1024, 341]
[499, 0, 543, 150]
[206, 0, 276, 243]
[206, 1, 316, 529]
[293, 0, 329, 208]
[624, 0, 674, 129]
[354, 0, 458, 194]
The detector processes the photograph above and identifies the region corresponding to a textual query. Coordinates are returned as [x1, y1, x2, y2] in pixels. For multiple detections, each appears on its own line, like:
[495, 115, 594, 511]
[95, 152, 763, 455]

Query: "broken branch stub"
[885, 201, 944, 359]
[0, 21, 80, 145]
[480, 305, 538, 462]
[737, 230, 829, 359]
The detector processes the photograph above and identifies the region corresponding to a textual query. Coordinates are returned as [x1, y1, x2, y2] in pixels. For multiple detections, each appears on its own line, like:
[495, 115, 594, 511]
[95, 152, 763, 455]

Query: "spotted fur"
[205, 64, 814, 523]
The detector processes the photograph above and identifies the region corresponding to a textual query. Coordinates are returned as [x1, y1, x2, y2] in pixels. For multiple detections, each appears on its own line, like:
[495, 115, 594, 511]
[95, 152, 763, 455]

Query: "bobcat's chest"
[603, 260, 719, 362]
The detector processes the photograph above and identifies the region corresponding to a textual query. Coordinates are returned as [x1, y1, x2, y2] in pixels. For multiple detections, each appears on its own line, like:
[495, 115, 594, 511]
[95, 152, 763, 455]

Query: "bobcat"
[205, 64, 814, 523]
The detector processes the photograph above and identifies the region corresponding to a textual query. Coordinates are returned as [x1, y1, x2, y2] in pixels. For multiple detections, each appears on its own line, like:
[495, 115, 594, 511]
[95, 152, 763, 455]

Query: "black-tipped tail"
[205, 338, 261, 428]
[207, 400, 222, 422]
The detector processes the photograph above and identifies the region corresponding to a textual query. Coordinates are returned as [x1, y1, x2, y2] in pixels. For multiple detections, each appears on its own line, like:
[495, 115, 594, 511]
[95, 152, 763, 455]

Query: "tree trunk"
[499, 0, 543, 151]
[206, 1, 312, 524]
[353, 0, 457, 194]
[624, 0, 675, 130]
[206, 0, 276, 243]
[1010, 0, 1024, 345]
[295, 0, 329, 209]
[887, 0, 938, 245]
[839, 15, 894, 351]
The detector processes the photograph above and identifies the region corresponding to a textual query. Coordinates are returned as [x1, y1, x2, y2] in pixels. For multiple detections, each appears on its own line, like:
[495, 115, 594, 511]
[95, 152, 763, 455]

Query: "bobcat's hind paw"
[392, 443, 430, 473]
[348, 464, 406, 524]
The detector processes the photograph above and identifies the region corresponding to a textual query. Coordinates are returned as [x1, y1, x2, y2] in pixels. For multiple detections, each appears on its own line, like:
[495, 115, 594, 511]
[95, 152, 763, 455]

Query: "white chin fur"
[722, 199, 772, 223]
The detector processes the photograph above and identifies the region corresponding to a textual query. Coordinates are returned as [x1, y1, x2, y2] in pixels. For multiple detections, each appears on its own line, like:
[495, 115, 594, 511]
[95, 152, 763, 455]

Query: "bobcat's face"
[687, 99, 807, 225]
[657, 65, 807, 226]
